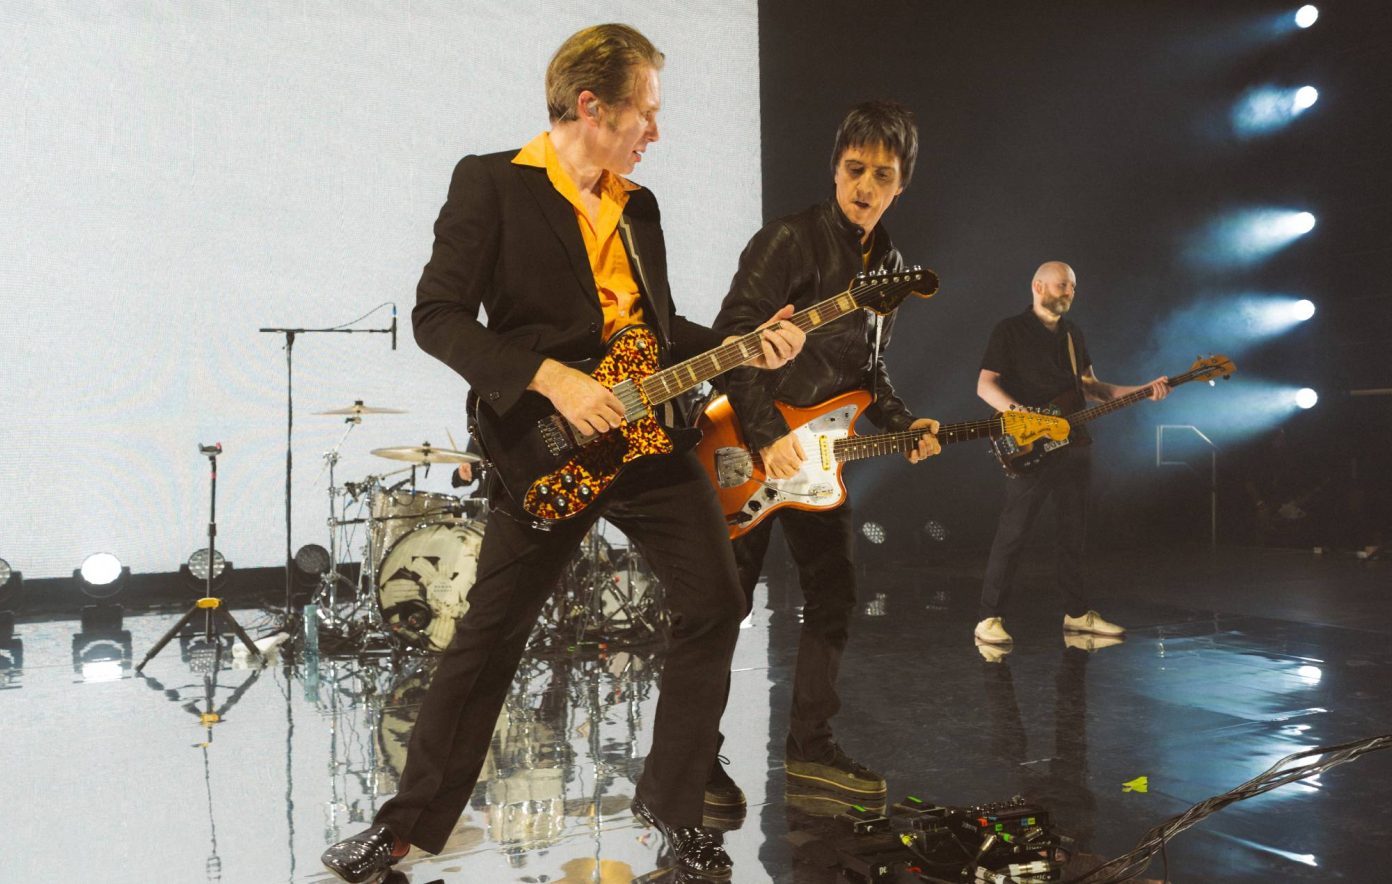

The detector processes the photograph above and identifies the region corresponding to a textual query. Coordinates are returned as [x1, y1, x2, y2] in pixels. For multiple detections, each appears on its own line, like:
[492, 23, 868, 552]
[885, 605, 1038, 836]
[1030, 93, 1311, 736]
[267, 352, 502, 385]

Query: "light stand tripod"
[136, 444, 261, 673]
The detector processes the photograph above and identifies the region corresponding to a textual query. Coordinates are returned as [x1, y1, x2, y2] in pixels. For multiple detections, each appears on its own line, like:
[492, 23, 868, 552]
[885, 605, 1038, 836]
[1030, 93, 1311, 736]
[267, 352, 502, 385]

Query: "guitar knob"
[537, 485, 551, 497]
[579, 485, 592, 499]
[749, 500, 762, 512]
[561, 474, 575, 487]
[765, 488, 777, 500]
[554, 497, 568, 511]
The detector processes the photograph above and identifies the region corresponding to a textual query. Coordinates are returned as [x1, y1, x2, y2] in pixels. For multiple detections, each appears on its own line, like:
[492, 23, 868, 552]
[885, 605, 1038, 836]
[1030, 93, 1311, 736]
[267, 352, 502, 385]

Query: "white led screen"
[0, 1, 761, 577]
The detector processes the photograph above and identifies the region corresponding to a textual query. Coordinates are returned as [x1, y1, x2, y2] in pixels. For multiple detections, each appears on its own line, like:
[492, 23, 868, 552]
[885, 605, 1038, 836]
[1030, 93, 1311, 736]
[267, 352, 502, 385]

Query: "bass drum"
[377, 520, 486, 652]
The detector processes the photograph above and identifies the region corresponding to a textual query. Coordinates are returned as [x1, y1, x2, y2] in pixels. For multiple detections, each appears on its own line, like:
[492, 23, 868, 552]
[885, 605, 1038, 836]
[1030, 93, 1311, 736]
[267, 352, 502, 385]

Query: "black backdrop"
[755, 0, 1392, 555]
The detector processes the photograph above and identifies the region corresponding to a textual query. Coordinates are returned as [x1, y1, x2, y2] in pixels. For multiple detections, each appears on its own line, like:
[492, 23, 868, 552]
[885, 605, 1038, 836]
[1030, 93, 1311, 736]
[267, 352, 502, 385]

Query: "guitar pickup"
[714, 447, 755, 488]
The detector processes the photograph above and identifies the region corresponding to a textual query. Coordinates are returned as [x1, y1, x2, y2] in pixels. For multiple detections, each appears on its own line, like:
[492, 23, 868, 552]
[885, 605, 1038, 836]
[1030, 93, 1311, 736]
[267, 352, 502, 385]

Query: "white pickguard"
[725, 404, 856, 526]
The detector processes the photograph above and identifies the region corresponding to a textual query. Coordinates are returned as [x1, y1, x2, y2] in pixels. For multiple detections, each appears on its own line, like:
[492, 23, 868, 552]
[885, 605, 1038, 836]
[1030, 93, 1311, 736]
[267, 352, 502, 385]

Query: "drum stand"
[137, 444, 261, 673]
[314, 417, 364, 634]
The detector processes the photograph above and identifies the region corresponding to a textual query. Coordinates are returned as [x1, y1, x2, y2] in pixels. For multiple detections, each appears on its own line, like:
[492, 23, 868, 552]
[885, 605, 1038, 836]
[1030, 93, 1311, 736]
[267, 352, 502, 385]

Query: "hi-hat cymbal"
[371, 444, 480, 465]
[316, 400, 407, 416]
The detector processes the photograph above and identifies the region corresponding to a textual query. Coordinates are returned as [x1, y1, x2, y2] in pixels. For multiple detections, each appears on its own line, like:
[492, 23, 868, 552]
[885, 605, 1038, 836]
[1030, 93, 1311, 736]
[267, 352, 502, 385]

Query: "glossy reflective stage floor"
[2, 545, 1389, 883]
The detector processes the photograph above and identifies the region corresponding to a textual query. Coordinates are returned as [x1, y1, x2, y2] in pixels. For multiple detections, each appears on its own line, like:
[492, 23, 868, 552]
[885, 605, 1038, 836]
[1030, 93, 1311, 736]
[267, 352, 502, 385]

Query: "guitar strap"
[870, 312, 883, 403]
[1065, 330, 1084, 400]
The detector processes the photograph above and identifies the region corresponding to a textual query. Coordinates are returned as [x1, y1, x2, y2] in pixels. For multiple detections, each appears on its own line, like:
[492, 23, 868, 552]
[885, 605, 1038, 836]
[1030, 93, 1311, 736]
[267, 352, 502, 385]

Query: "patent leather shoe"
[632, 796, 733, 879]
[321, 823, 401, 883]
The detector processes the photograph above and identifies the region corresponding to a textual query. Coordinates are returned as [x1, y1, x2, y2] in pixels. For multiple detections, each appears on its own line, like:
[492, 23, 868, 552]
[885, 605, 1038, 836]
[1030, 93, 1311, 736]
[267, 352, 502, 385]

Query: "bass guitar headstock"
[1185, 354, 1236, 385]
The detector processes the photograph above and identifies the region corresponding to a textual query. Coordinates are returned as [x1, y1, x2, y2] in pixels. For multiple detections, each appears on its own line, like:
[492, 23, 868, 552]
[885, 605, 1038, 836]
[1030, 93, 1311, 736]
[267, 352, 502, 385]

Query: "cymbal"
[315, 400, 407, 416]
[371, 444, 480, 465]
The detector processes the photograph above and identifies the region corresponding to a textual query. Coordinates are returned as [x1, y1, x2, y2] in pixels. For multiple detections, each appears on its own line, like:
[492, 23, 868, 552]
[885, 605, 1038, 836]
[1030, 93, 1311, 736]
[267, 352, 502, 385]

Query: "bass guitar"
[473, 268, 939, 524]
[990, 354, 1236, 477]
[696, 389, 1070, 538]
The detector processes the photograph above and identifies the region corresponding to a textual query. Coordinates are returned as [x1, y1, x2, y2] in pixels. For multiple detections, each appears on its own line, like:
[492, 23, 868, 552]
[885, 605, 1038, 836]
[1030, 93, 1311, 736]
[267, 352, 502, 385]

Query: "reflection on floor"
[1, 545, 1389, 883]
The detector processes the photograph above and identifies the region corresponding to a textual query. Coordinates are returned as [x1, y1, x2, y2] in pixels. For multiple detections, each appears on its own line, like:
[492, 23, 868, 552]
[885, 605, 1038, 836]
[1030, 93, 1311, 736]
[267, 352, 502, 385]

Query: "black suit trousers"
[375, 451, 744, 853]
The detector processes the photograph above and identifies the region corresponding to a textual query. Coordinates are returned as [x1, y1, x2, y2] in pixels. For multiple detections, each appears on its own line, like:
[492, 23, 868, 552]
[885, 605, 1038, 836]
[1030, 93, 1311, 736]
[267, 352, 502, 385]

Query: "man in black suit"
[321, 23, 803, 882]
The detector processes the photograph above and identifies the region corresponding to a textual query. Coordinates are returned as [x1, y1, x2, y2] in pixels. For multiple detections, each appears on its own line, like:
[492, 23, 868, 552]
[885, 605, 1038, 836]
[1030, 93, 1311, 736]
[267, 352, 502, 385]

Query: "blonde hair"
[546, 24, 664, 124]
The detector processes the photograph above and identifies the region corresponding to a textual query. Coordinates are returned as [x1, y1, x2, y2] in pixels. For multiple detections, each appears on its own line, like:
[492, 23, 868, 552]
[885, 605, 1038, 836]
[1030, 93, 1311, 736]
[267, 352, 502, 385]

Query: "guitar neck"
[833, 417, 1003, 463]
[1067, 369, 1201, 425]
[639, 275, 911, 406]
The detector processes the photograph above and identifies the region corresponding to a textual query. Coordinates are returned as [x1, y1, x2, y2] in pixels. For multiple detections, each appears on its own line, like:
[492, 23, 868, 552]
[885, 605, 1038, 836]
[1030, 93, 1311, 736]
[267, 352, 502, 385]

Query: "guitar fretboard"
[833, 417, 1005, 462]
[639, 270, 932, 406]
[1066, 366, 1211, 425]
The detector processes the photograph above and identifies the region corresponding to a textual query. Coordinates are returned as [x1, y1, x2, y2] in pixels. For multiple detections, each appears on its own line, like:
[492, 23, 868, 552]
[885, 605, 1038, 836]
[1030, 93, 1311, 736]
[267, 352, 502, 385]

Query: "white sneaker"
[974, 617, 1013, 645]
[1064, 633, 1125, 653]
[975, 638, 1013, 662]
[1062, 610, 1125, 636]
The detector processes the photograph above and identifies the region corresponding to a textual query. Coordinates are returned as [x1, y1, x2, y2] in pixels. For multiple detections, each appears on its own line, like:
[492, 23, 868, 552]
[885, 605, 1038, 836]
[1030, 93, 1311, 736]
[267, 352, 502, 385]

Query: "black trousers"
[725, 503, 856, 761]
[979, 446, 1092, 621]
[375, 451, 745, 853]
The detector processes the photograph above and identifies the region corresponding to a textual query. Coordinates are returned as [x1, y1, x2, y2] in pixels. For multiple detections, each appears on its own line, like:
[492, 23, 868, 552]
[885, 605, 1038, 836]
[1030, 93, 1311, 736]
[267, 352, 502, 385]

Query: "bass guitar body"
[989, 390, 1090, 478]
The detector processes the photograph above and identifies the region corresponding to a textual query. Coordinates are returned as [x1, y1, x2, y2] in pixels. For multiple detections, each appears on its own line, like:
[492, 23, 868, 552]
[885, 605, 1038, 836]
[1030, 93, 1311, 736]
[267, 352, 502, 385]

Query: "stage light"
[1295, 5, 1318, 29]
[923, 520, 949, 543]
[1296, 388, 1319, 409]
[75, 553, 130, 600]
[0, 559, 19, 606]
[859, 522, 886, 545]
[1233, 87, 1320, 136]
[182, 548, 232, 591]
[1188, 209, 1317, 268]
[1293, 299, 1316, 321]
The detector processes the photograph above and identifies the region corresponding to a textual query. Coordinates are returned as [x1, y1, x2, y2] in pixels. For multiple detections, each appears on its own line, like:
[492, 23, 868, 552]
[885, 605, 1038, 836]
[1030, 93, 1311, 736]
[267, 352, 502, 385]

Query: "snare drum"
[377, 519, 486, 651]
[370, 488, 464, 568]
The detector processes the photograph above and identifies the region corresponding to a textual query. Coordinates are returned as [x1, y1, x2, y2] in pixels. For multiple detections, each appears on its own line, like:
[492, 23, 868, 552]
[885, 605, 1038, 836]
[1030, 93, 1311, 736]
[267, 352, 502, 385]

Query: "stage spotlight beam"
[1293, 86, 1318, 111]
[1295, 5, 1318, 29]
[1293, 299, 1316, 321]
[1296, 388, 1319, 409]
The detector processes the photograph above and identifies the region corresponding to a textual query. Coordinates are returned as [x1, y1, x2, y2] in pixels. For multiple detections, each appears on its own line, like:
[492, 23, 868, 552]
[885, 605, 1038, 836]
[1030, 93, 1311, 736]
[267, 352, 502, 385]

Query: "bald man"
[973, 262, 1168, 647]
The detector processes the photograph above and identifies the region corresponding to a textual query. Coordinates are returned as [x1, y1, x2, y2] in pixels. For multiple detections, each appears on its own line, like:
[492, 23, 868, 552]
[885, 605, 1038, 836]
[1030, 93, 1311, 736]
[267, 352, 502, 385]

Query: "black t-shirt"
[980, 307, 1092, 407]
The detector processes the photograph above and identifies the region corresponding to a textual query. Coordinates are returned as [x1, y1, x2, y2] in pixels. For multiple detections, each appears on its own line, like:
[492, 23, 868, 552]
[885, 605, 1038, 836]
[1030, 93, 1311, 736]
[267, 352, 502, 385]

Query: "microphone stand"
[258, 306, 395, 634]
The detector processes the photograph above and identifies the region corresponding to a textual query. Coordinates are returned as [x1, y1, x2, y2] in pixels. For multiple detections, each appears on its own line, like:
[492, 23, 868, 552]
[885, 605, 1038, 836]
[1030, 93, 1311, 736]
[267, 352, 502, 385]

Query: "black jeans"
[979, 446, 1092, 621]
[375, 451, 745, 853]
[725, 503, 856, 762]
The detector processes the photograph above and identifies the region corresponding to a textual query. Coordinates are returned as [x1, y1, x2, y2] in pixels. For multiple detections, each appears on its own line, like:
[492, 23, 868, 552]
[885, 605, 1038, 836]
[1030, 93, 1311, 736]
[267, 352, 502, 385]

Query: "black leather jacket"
[711, 198, 916, 453]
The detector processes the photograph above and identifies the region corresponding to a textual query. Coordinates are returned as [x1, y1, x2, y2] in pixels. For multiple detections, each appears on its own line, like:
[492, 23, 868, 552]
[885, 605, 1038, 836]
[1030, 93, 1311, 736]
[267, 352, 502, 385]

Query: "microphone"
[391, 304, 398, 350]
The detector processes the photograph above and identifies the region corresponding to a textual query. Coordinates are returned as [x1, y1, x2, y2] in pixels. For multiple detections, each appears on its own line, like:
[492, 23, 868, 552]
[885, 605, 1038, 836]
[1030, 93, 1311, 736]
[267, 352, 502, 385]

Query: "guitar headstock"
[1001, 407, 1071, 444]
[852, 266, 940, 315]
[1186, 354, 1236, 384]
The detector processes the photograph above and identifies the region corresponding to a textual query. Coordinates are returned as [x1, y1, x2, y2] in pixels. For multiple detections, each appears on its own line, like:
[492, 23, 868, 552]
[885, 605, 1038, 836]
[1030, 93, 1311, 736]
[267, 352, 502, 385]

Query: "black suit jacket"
[412, 150, 723, 418]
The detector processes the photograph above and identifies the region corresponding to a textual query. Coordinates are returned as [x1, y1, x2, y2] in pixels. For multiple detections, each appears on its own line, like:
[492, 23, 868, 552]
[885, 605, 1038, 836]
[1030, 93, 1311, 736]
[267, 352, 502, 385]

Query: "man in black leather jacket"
[707, 100, 940, 814]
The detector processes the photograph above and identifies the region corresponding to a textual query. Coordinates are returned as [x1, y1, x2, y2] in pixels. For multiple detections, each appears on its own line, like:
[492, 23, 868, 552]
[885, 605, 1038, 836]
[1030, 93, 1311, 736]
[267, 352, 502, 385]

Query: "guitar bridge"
[714, 447, 755, 488]
[539, 414, 574, 456]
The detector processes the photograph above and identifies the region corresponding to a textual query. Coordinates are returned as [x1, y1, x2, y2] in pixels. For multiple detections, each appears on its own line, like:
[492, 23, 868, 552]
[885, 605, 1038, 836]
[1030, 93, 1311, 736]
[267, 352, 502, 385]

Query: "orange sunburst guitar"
[472, 268, 938, 525]
[695, 390, 1070, 538]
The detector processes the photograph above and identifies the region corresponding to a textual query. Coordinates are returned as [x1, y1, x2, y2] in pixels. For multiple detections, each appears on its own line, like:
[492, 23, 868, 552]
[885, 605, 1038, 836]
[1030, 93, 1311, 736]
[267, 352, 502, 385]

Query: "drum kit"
[308, 401, 664, 655]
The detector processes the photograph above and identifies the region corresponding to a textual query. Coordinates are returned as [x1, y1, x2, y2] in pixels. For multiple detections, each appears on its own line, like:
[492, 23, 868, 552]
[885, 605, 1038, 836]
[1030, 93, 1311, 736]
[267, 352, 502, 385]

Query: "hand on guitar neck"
[761, 415, 941, 478]
[1092, 374, 1171, 403]
[528, 305, 805, 440]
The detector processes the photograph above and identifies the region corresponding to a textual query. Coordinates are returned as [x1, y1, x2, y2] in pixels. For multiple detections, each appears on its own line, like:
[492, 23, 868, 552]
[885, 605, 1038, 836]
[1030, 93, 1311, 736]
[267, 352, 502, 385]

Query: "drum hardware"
[529, 525, 666, 653]
[315, 400, 408, 416]
[370, 443, 481, 465]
